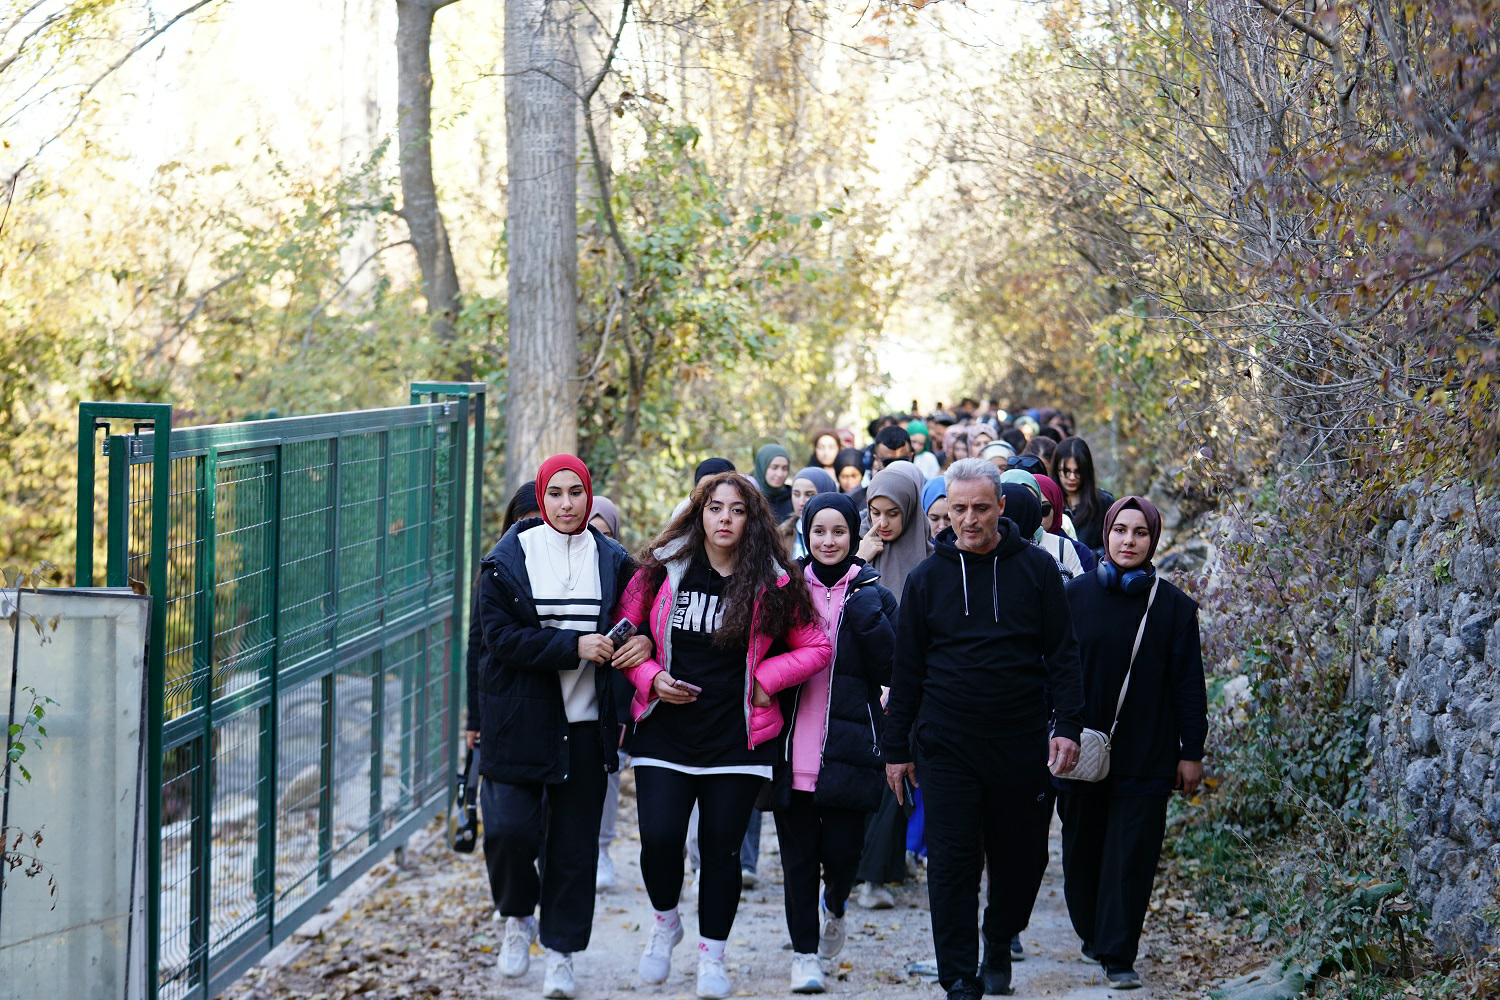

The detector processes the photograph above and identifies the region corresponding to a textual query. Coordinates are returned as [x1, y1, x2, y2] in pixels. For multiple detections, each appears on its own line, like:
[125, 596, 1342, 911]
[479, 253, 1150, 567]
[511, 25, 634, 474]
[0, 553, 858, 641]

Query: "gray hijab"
[792, 466, 838, 496]
[859, 458, 925, 534]
[865, 466, 931, 602]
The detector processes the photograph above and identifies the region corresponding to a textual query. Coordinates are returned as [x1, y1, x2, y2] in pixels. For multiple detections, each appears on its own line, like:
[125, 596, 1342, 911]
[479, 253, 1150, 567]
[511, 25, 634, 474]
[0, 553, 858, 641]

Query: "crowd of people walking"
[466, 401, 1208, 1000]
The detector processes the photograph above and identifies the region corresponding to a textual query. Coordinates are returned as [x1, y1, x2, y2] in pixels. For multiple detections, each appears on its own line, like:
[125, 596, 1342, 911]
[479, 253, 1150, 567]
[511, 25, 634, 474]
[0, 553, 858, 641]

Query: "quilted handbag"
[1061, 578, 1158, 783]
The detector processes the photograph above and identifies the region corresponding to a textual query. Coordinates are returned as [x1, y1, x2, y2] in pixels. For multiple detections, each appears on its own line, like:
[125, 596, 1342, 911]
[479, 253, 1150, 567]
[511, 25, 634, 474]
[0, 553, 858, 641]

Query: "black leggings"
[635, 766, 764, 940]
[774, 790, 868, 953]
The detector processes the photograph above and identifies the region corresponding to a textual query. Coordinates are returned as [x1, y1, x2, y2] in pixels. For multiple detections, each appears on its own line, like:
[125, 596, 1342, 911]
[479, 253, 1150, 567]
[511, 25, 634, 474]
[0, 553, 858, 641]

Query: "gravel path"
[225, 788, 1193, 999]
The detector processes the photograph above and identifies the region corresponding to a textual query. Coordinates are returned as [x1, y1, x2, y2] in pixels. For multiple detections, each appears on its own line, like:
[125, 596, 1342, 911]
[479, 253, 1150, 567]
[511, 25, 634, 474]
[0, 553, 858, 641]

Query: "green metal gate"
[74, 382, 487, 1000]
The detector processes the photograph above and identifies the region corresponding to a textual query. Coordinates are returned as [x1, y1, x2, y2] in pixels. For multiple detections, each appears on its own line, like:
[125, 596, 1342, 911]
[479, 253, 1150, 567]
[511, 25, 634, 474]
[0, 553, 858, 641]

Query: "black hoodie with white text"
[882, 520, 1085, 763]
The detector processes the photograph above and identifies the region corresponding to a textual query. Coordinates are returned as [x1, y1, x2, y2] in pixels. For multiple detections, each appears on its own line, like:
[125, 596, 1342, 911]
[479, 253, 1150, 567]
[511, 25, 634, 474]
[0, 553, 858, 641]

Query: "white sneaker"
[542, 950, 576, 999]
[499, 915, 537, 978]
[856, 882, 895, 910]
[817, 900, 846, 959]
[696, 952, 731, 999]
[790, 952, 826, 993]
[639, 919, 684, 984]
[596, 848, 617, 890]
[740, 867, 758, 889]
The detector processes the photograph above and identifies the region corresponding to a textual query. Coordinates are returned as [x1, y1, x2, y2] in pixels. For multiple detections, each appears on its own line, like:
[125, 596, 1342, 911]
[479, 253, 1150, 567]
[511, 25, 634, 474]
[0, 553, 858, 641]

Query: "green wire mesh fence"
[75, 383, 486, 1000]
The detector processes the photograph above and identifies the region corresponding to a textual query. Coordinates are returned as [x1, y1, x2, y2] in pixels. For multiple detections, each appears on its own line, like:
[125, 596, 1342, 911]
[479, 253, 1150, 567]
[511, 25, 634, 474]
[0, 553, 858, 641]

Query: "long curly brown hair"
[636, 472, 816, 646]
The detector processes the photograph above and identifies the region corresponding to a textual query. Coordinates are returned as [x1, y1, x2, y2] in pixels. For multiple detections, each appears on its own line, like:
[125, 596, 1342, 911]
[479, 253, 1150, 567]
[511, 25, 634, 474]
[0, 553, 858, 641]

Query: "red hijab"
[1035, 474, 1068, 537]
[536, 454, 594, 536]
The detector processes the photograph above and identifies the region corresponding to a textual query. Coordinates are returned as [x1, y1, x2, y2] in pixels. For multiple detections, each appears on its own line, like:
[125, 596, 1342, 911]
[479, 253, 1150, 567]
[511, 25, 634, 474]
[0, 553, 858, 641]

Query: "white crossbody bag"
[1061, 578, 1159, 783]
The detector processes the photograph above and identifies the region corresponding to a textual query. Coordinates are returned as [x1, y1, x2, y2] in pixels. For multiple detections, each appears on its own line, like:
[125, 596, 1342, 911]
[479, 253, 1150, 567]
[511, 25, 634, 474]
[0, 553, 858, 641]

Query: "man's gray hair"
[945, 457, 1003, 501]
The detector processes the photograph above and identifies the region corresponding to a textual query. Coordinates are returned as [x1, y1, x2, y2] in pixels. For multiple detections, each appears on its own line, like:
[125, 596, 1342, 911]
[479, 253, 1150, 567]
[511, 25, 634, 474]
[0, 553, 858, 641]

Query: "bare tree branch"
[1251, 0, 1335, 53]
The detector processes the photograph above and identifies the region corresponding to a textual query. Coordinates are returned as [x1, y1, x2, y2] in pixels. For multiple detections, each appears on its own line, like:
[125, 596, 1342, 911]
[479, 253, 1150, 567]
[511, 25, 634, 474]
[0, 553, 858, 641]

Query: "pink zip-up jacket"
[616, 535, 832, 749]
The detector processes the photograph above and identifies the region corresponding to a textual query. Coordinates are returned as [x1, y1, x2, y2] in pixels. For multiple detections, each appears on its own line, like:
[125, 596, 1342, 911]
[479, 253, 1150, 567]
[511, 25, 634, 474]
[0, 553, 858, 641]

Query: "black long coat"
[782, 561, 898, 812]
[473, 518, 635, 784]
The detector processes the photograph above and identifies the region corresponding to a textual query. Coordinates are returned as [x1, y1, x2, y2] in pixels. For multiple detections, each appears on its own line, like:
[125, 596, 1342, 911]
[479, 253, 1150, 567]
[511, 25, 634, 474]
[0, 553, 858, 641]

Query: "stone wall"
[1365, 483, 1500, 957]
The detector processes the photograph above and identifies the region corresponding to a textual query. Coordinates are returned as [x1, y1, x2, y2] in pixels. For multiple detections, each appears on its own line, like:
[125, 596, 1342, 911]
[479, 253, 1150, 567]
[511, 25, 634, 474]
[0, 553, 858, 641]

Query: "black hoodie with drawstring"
[882, 520, 1085, 764]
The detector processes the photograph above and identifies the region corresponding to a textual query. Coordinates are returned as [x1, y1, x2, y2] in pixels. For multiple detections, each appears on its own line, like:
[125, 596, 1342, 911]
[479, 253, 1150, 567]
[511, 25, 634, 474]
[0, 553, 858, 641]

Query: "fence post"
[75, 401, 172, 1000]
[408, 381, 487, 582]
[408, 381, 486, 825]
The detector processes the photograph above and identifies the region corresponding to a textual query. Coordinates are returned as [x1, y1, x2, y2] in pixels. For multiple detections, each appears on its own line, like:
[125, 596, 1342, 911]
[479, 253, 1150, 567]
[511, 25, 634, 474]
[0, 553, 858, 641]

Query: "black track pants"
[916, 720, 1052, 994]
[1058, 785, 1169, 968]
[480, 723, 607, 954]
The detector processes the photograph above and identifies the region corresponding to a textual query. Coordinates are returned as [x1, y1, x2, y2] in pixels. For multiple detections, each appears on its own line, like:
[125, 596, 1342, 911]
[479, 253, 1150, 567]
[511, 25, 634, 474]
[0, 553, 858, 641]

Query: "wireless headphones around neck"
[1096, 558, 1156, 595]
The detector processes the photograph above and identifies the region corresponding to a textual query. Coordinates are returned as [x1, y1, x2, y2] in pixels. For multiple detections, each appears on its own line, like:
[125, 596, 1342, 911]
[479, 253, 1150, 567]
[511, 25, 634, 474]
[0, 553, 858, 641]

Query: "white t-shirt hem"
[631, 757, 772, 780]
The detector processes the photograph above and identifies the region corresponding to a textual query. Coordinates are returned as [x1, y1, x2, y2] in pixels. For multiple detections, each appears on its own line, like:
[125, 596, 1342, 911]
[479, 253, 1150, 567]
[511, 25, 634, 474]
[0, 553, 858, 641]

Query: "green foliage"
[935, 6, 1498, 984]
[162, 147, 466, 418]
[573, 121, 889, 544]
[1157, 478, 1500, 991]
[1, 679, 58, 896]
[1, 139, 479, 576]
[1, 667, 60, 894]
[1169, 751, 1426, 984]
[3, 686, 57, 786]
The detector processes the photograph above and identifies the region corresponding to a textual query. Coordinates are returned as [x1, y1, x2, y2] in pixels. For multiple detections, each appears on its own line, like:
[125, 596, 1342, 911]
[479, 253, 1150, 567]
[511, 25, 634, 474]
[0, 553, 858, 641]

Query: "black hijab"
[694, 457, 735, 483]
[1001, 482, 1043, 541]
[833, 448, 865, 489]
[801, 493, 860, 586]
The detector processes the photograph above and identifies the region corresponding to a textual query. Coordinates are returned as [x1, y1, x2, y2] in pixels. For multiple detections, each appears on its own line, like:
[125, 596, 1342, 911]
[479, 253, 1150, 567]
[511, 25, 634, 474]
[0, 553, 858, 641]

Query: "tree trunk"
[340, 0, 383, 307]
[395, 0, 463, 349]
[576, 0, 612, 231]
[504, 0, 579, 495]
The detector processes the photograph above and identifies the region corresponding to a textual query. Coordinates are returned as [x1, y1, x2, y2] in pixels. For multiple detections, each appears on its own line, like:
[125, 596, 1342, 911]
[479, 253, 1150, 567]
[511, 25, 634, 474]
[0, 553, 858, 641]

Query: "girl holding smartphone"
[616, 471, 831, 999]
[475, 456, 651, 999]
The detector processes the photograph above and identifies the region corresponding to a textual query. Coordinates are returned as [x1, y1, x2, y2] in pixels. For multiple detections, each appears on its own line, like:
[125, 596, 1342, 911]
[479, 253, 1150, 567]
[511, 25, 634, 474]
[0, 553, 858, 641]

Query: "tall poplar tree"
[503, 0, 579, 494]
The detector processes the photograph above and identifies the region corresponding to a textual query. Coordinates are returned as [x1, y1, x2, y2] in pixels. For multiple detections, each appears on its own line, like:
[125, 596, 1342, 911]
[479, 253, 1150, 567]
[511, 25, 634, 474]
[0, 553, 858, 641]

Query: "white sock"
[654, 907, 681, 931]
[698, 937, 727, 961]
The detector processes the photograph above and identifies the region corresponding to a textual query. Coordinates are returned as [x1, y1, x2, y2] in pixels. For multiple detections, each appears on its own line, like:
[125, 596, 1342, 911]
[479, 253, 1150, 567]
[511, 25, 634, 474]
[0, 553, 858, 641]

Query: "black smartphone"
[605, 618, 635, 647]
[900, 774, 917, 818]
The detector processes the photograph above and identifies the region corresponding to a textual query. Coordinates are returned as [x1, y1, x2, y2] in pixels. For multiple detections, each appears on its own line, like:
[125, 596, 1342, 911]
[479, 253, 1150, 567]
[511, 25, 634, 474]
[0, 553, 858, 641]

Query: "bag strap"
[460, 746, 478, 807]
[1107, 577, 1159, 738]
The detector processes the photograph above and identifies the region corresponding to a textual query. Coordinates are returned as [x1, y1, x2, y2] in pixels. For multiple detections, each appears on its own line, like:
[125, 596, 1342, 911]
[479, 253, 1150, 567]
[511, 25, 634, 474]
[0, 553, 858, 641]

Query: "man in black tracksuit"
[884, 459, 1085, 1000]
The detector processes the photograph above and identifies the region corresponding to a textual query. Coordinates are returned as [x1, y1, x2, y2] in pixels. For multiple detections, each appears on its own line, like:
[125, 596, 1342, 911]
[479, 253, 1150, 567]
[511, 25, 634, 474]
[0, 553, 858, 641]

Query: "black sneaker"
[1009, 934, 1025, 962]
[947, 982, 984, 1000]
[1103, 965, 1141, 990]
[980, 945, 1013, 996]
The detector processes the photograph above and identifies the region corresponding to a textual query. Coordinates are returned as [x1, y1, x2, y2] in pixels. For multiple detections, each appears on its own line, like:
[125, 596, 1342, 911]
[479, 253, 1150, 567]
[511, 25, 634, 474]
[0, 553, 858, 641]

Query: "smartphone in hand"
[672, 678, 703, 695]
[605, 618, 635, 648]
[900, 774, 917, 818]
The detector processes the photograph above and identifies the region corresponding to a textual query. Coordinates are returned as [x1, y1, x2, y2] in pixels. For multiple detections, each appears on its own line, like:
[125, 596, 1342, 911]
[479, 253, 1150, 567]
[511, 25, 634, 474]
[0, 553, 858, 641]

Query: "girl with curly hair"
[615, 472, 831, 999]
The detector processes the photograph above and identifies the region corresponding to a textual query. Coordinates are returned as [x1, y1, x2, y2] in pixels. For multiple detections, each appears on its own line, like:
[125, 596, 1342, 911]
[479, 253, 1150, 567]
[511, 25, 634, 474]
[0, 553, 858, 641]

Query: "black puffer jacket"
[474, 518, 636, 784]
[782, 561, 898, 813]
